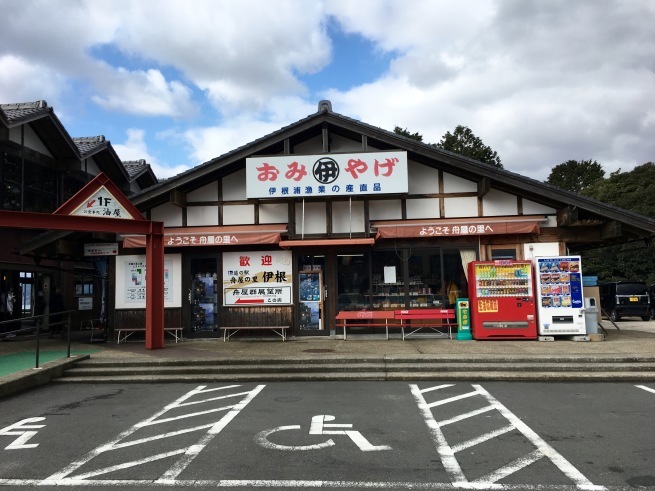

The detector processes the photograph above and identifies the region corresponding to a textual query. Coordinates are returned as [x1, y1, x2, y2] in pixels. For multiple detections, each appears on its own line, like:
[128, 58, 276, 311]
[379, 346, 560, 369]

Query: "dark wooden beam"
[170, 189, 186, 208]
[322, 123, 329, 152]
[601, 220, 622, 239]
[557, 206, 579, 227]
[477, 177, 490, 197]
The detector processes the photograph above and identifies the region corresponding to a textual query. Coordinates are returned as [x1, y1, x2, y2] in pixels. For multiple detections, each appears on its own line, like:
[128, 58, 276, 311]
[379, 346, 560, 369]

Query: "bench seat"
[115, 327, 184, 344]
[395, 309, 457, 340]
[220, 326, 289, 342]
[336, 311, 399, 340]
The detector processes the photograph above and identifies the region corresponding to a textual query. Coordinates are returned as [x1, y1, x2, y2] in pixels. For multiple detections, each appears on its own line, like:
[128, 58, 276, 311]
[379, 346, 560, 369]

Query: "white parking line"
[635, 384, 655, 394]
[42, 384, 265, 485]
[411, 383, 607, 491]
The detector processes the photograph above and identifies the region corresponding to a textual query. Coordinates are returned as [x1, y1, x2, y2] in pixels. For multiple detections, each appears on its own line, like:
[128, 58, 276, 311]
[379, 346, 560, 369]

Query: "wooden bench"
[336, 311, 399, 340]
[116, 327, 184, 344]
[220, 326, 289, 342]
[394, 309, 457, 340]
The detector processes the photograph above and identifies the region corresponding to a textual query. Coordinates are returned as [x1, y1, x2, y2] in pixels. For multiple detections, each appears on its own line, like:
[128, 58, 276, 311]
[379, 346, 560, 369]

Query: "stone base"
[588, 333, 605, 342]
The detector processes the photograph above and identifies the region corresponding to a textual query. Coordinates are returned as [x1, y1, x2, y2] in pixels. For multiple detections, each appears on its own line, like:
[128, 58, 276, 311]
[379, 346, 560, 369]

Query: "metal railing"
[0, 310, 76, 369]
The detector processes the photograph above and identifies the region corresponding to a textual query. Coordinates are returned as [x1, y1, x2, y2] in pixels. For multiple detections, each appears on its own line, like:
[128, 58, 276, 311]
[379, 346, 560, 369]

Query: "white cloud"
[111, 128, 189, 179]
[321, 0, 655, 180]
[91, 66, 197, 118]
[0, 55, 69, 107]
[178, 96, 316, 164]
[103, 0, 332, 115]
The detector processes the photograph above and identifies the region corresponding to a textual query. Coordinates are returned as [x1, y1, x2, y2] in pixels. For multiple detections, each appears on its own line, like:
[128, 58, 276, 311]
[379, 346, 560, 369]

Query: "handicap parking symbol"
[0, 417, 46, 450]
[256, 414, 391, 452]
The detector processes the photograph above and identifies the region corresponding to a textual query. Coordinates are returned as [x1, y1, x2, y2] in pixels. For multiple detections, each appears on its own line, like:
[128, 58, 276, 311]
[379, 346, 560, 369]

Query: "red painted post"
[145, 221, 165, 349]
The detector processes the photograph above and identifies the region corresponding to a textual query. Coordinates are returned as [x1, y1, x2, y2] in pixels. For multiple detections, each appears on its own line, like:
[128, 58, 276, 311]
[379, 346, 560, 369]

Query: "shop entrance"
[189, 257, 219, 338]
[297, 254, 327, 336]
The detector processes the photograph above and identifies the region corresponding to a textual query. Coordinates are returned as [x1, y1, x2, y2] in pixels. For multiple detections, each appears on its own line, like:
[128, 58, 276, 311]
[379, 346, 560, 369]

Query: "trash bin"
[584, 297, 598, 334]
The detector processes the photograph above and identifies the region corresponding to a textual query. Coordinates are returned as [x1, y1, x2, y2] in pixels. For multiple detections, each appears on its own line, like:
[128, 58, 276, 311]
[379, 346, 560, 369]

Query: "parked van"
[599, 281, 650, 321]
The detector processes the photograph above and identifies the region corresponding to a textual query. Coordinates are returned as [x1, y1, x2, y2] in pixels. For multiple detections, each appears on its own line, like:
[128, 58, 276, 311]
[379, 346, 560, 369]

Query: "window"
[490, 247, 517, 260]
[337, 254, 370, 311]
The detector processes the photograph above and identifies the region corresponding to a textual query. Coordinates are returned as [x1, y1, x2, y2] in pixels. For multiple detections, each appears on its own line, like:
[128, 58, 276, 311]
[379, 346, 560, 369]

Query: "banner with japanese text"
[246, 151, 408, 198]
[223, 250, 293, 306]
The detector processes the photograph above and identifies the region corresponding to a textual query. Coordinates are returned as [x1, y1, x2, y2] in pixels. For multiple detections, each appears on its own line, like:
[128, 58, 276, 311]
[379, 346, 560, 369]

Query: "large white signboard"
[223, 250, 292, 306]
[246, 151, 408, 199]
[115, 254, 182, 309]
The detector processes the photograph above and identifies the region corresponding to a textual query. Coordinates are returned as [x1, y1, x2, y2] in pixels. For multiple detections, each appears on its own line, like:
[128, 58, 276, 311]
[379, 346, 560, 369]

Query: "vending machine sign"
[536, 257, 583, 310]
[534, 255, 586, 335]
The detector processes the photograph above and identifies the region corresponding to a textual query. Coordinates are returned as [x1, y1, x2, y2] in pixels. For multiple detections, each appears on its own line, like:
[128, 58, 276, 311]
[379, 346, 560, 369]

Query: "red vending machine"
[468, 260, 537, 340]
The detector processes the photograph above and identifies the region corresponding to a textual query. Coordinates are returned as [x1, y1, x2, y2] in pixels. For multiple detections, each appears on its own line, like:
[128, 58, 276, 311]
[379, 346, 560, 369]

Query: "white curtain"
[459, 249, 477, 282]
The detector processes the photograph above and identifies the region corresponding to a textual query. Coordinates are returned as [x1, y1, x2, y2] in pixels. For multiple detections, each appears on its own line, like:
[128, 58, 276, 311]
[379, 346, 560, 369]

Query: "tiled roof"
[0, 100, 50, 124]
[72, 136, 107, 157]
[122, 159, 148, 179]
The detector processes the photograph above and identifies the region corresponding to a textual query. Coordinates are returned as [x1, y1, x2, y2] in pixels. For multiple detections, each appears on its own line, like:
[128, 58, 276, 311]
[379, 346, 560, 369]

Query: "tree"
[393, 126, 423, 142]
[577, 163, 655, 285]
[581, 162, 655, 218]
[435, 125, 503, 168]
[546, 159, 605, 193]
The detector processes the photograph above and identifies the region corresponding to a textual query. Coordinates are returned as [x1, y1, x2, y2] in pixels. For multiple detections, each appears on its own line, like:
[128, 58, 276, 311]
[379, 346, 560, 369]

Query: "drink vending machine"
[467, 260, 537, 339]
[533, 256, 586, 335]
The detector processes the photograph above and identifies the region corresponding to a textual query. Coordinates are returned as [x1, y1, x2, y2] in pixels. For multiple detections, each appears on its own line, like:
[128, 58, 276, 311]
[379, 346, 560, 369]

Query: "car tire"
[641, 316, 650, 322]
[610, 309, 620, 322]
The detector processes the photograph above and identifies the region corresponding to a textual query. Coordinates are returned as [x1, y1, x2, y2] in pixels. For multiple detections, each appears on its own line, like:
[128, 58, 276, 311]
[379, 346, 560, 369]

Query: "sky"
[1, 0, 654, 181]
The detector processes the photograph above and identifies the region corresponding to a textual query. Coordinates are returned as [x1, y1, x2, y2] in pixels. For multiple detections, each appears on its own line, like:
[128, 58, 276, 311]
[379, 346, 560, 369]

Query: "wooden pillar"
[145, 220, 165, 349]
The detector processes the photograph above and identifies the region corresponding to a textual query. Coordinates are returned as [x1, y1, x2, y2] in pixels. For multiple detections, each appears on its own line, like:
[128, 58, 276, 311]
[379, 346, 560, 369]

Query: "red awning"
[122, 224, 287, 248]
[373, 216, 544, 239]
[279, 238, 376, 248]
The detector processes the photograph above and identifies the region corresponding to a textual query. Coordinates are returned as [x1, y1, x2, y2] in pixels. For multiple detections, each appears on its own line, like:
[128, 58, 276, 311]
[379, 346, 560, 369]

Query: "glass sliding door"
[297, 254, 327, 335]
[299, 271, 322, 331]
[189, 257, 219, 337]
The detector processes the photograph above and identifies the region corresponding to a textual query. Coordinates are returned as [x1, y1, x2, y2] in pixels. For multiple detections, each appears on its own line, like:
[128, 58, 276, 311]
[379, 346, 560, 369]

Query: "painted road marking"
[256, 414, 391, 452]
[309, 415, 392, 451]
[410, 383, 606, 490]
[256, 425, 336, 451]
[635, 384, 655, 394]
[41, 384, 265, 485]
[0, 417, 46, 450]
[0, 478, 626, 488]
[0, 385, 638, 489]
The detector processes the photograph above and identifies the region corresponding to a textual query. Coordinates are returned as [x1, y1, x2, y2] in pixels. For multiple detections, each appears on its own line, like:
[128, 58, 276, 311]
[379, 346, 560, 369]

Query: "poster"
[223, 250, 292, 306]
[115, 254, 182, 308]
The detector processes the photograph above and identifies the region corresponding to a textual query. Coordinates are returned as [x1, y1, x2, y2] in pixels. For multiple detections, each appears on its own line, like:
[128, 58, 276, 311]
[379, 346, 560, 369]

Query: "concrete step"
[70, 354, 655, 367]
[61, 361, 655, 377]
[56, 354, 655, 383]
[54, 370, 655, 383]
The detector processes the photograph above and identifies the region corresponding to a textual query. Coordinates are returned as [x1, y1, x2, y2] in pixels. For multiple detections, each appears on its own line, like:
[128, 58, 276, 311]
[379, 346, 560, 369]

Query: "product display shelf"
[369, 279, 441, 309]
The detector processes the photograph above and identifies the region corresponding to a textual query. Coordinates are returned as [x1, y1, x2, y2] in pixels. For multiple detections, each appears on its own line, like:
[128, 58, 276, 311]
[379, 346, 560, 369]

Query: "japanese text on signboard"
[246, 151, 408, 198]
[223, 251, 292, 306]
[72, 186, 133, 219]
[419, 224, 495, 236]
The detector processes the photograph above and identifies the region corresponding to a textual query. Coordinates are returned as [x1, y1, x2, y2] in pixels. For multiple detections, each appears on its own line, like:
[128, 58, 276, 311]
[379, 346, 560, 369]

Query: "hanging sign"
[246, 151, 408, 198]
[223, 250, 292, 306]
[70, 186, 134, 219]
[84, 243, 118, 256]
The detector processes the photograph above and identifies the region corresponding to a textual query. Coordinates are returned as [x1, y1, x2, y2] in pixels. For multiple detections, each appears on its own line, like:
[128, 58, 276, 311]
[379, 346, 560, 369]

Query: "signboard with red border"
[222, 250, 293, 306]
